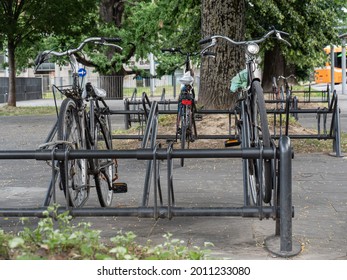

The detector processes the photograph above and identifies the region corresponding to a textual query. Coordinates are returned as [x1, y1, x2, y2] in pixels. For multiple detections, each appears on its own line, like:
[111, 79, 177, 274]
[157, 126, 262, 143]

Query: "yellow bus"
[314, 45, 347, 84]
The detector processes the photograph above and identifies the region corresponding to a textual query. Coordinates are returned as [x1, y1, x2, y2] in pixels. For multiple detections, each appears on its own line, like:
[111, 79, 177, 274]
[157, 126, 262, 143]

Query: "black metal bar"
[272, 134, 334, 140]
[167, 143, 174, 219]
[109, 109, 237, 115]
[0, 147, 276, 161]
[112, 134, 235, 140]
[0, 206, 276, 218]
[141, 101, 158, 148]
[329, 91, 338, 137]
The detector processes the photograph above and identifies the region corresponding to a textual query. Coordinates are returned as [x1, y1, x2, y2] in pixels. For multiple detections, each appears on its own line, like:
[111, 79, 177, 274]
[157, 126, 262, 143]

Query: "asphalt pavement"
[0, 87, 346, 259]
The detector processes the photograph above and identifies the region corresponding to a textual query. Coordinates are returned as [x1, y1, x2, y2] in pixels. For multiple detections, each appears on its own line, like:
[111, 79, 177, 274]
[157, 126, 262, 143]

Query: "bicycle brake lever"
[275, 31, 291, 46]
[200, 38, 217, 55]
[198, 37, 212, 45]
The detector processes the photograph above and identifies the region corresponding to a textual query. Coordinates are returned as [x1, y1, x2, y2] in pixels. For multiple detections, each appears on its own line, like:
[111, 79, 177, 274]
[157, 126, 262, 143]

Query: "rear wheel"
[94, 113, 114, 207]
[180, 118, 187, 167]
[58, 98, 89, 207]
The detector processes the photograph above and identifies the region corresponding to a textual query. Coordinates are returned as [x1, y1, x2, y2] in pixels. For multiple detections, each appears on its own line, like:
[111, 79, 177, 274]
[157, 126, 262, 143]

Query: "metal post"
[149, 53, 155, 97]
[330, 44, 335, 94]
[173, 75, 176, 99]
[124, 99, 130, 129]
[332, 94, 343, 157]
[341, 38, 346, 95]
[265, 136, 301, 257]
[279, 136, 293, 253]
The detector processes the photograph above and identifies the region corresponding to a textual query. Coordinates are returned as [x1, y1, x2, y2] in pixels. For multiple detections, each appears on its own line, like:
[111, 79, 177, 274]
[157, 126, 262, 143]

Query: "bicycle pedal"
[112, 182, 128, 193]
[195, 114, 203, 121]
[224, 139, 241, 147]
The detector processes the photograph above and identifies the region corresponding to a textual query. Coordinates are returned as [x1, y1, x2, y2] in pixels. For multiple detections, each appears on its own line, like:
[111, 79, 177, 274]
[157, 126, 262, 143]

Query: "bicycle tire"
[242, 105, 259, 205]
[94, 113, 114, 207]
[251, 80, 273, 203]
[180, 117, 187, 167]
[57, 98, 89, 207]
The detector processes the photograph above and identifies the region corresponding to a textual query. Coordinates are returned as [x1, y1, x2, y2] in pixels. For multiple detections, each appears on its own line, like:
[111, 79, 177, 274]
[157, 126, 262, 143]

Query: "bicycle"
[278, 74, 298, 129]
[35, 37, 127, 207]
[161, 48, 199, 167]
[278, 74, 296, 99]
[200, 28, 290, 205]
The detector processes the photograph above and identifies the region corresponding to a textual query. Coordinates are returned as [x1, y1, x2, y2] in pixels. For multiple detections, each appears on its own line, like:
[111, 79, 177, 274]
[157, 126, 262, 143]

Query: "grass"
[123, 85, 176, 98]
[0, 105, 57, 116]
[291, 132, 347, 154]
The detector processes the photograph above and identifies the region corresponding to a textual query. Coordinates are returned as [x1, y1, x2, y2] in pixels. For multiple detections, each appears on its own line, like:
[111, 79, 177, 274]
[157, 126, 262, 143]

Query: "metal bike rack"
[267, 90, 343, 157]
[0, 100, 300, 256]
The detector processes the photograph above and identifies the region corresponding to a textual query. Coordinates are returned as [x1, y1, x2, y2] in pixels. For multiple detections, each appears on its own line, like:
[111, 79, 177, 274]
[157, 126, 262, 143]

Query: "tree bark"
[99, 0, 126, 99]
[262, 45, 285, 92]
[7, 40, 16, 107]
[199, 0, 245, 109]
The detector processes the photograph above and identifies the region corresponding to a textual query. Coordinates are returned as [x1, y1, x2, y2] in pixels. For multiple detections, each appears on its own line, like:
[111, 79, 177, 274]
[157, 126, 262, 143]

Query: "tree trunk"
[7, 40, 16, 107]
[262, 45, 286, 92]
[99, 0, 126, 99]
[199, 0, 245, 109]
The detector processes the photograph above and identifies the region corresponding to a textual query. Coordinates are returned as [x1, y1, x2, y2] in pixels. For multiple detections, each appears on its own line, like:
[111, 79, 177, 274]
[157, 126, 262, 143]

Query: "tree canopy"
[246, 0, 346, 89]
[1, 0, 346, 106]
[0, 0, 97, 106]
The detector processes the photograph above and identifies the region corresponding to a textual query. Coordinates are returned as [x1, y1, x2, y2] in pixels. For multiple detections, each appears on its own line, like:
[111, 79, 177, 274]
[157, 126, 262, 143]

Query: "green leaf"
[8, 237, 25, 249]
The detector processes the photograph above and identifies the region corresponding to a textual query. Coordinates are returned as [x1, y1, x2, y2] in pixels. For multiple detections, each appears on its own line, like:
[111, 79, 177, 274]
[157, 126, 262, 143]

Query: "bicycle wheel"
[251, 80, 273, 203]
[180, 121, 187, 167]
[94, 113, 114, 207]
[58, 98, 89, 207]
[237, 97, 258, 205]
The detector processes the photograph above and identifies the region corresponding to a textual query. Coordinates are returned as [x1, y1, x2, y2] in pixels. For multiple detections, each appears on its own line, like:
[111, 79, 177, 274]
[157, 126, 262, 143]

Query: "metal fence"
[0, 77, 42, 103]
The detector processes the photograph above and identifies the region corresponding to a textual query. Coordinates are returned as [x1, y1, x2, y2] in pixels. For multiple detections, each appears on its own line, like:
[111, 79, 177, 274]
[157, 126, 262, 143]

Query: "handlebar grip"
[102, 37, 122, 43]
[199, 37, 212, 45]
[202, 51, 216, 57]
[161, 48, 175, 53]
[278, 31, 289, 36]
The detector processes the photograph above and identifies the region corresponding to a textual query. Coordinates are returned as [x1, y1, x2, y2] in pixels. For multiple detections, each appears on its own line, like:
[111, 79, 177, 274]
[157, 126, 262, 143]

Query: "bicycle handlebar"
[161, 47, 200, 56]
[161, 48, 180, 53]
[199, 28, 290, 49]
[35, 37, 122, 66]
[278, 74, 296, 81]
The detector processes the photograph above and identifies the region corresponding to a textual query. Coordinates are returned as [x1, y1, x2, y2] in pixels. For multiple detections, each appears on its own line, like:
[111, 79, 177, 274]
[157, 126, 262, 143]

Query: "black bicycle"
[36, 37, 127, 207]
[200, 28, 290, 205]
[161, 48, 199, 167]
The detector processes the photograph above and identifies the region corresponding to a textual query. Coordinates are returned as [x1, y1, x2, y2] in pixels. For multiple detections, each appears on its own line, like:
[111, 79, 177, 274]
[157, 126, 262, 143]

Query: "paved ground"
[0, 87, 346, 259]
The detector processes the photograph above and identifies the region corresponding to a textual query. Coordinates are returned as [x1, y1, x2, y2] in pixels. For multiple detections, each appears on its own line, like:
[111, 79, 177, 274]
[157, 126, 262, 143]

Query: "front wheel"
[251, 80, 273, 204]
[57, 98, 89, 207]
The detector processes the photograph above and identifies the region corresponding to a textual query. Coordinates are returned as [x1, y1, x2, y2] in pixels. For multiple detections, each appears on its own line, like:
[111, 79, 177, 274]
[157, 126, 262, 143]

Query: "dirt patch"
[113, 112, 320, 152]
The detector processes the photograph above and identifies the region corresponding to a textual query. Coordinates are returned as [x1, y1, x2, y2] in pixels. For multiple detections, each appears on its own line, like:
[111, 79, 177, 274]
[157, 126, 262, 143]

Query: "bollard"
[279, 136, 293, 253]
[265, 136, 301, 257]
